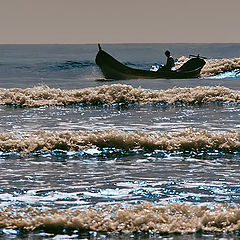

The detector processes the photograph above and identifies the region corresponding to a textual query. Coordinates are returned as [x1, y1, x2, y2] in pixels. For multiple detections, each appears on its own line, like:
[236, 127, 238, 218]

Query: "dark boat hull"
[95, 45, 206, 80]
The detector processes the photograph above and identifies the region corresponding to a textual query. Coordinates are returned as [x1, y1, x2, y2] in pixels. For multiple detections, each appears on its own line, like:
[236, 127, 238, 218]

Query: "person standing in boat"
[159, 50, 175, 71]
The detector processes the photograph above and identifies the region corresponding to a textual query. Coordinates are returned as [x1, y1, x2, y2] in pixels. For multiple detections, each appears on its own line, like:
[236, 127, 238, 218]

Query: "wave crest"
[1, 203, 240, 233]
[0, 84, 239, 107]
[202, 58, 240, 77]
[176, 57, 240, 77]
[0, 129, 239, 153]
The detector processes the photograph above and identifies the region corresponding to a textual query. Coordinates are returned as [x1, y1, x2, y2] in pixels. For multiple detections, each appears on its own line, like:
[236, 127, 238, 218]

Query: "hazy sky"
[0, 0, 240, 44]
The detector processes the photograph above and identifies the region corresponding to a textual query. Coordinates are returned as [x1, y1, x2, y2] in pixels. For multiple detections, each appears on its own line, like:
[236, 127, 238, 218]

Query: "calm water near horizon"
[0, 44, 239, 239]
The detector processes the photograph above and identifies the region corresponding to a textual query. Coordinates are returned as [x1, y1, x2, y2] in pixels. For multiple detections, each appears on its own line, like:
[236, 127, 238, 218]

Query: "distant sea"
[0, 44, 239, 239]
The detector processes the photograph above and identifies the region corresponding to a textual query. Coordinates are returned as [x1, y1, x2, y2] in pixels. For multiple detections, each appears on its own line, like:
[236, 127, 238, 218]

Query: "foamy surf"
[176, 56, 240, 78]
[1, 203, 240, 233]
[0, 128, 239, 154]
[0, 84, 239, 107]
[201, 58, 240, 77]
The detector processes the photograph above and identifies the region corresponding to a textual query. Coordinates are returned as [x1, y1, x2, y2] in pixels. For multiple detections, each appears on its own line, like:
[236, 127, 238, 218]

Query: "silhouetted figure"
[164, 50, 175, 71]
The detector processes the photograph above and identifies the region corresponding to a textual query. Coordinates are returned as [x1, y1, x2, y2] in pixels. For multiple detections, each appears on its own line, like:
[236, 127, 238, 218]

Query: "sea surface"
[0, 44, 239, 239]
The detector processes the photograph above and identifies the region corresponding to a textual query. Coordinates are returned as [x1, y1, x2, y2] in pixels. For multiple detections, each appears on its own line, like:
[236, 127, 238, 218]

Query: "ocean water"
[0, 44, 239, 239]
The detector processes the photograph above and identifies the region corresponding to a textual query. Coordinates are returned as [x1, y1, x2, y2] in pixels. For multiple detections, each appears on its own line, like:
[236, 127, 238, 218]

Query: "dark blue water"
[0, 44, 239, 89]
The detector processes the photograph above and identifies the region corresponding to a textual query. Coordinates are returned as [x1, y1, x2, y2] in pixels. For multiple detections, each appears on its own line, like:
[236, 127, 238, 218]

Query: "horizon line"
[0, 42, 240, 45]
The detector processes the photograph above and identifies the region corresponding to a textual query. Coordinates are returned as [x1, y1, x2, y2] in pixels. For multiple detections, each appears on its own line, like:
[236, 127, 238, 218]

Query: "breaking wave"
[202, 58, 240, 77]
[1, 203, 240, 233]
[0, 128, 239, 154]
[176, 56, 240, 77]
[0, 84, 239, 107]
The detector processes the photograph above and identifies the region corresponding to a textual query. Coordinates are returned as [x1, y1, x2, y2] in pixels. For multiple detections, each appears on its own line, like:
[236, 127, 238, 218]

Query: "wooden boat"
[95, 44, 206, 80]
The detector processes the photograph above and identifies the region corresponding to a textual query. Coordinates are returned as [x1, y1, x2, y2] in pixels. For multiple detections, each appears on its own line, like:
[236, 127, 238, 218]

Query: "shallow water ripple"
[0, 103, 239, 133]
[0, 154, 239, 209]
